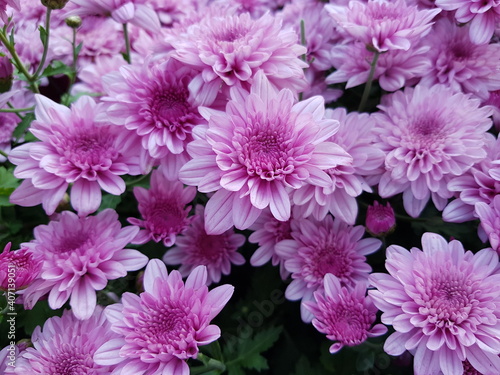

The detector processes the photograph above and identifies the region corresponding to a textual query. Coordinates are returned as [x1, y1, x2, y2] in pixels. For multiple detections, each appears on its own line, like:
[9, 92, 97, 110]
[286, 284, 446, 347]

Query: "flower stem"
[358, 50, 380, 112]
[70, 27, 79, 86]
[191, 353, 226, 374]
[122, 23, 131, 64]
[0, 149, 8, 158]
[33, 7, 52, 80]
[0, 106, 34, 113]
[298, 19, 307, 102]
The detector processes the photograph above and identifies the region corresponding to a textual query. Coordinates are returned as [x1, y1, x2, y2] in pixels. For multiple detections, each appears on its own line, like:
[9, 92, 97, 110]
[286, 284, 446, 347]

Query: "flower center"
[55, 231, 93, 254]
[49, 344, 94, 374]
[147, 84, 192, 131]
[144, 200, 186, 239]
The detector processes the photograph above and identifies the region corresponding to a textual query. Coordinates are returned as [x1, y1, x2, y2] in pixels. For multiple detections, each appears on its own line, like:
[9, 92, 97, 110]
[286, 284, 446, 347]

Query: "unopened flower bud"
[40, 0, 68, 10]
[0, 243, 42, 291]
[0, 55, 13, 93]
[366, 201, 396, 237]
[65, 15, 82, 29]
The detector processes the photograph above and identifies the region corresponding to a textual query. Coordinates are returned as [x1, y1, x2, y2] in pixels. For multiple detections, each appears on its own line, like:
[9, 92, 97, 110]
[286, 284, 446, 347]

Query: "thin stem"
[122, 23, 131, 64]
[0, 106, 34, 113]
[358, 50, 380, 112]
[0, 149, 8, 158]
[33, 8, 52, 79]
[0, 32, 37, 92]
[299, 19, 307, 63]
[191, 353, 226, 374]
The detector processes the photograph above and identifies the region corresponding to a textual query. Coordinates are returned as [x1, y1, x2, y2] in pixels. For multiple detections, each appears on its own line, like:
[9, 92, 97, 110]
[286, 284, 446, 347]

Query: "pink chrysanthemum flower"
[293, 108, 385, 224]
[248, 209, 297, 280]
[366, 201, 396, 237]
[9, 95, 146, 216]
[93, 259, 234, 375]
[0, 243, 41, 291]
[169, 10, 307, 102]
[71, 55, 126, 96]
[1, 0, 20, 23]
[128, 168, 196, 247]
[476, 195, 500, 252]
[420, 18, 500, 100]
[325, 0, 440, 52]
[275, 215, 381, 322]
[163, 205, 245, 284]
[374, 84, 492, 218]
[21, 209, 148, 320]
[327, 41, 432, 92]
[303, 274, 387, 353]
[68, 0, 161, 32]
[483, 90, 500, 130]
[179, 71, 350, 234]
[13, 308, 120, 374]
[436, 0, 500, 44]
[443, 133, 500, 223]
[101, 59, 205, 180]
[369, 232, 500, 375]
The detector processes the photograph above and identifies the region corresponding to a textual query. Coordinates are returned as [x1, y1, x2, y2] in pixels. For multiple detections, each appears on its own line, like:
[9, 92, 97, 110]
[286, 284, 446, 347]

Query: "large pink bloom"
[420, 18, 500, 100]
[128, 168, 196, 247]
[20, 209, 148, 320]
[369, 233, 500, 375]
[9, 95, 146, 216]
[436, 0, 500, 44]
[101, 59, 205, 180]
[443, 133, 500, 223]
[0, 243, 41, 291]
[179, 72, 350, 234]
[292, 108, 385, 224]
[94, 259, 234, 375]
[275, 215, 380, 322]
[476, 195, 500, 253]
[13, 308, 120, 374]
[326, 0, 440, 52]
[374, 84, 492, 218]
[163, 205, 245, 285]
[304, 274, 387, 353]
[169, 10, 307, 102]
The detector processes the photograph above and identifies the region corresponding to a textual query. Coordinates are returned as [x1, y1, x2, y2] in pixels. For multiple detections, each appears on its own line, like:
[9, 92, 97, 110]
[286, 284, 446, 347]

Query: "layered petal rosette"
[179, 71, 351, 234]
[20, 209, 148, 320]
[94, 259, 234, 375]
[369, 233, 500, 375]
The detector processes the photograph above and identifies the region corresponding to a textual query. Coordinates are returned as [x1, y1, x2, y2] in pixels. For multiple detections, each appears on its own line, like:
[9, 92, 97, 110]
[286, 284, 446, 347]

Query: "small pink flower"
[374, 84, 492, 218]
[304, 274, 387, 353]
[275, 215, 380, 322]
[475, 196, 500, 252]
[179, 71, 350, 234]
[9, 95, 147, 216]
[14, 308, 120, 374]
[366, 201, 396, 237]
[94, 259, 234, 375]
[127, 168, 196, 247]
[0, 0, 20, 23]
[369, 233, 500, 375]
[436, 0, 500, 44]
[169, 9, 307, 102]
[163, 205, 245, 284]
[21, 209, 148, 320]
[0, 243, 41, 291]
[326, 0, 440, 52]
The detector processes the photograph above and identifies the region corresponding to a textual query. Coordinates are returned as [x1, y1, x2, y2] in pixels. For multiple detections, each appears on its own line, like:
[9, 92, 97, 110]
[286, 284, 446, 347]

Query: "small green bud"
[65, 15, 82, 28]
[40, 0, 69, 10]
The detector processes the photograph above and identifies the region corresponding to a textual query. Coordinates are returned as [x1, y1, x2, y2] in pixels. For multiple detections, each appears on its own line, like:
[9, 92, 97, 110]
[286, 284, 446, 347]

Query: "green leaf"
[0, 167, 19, 207]
[12, 112, 35, 139]
[75, 42, 83, 56]
[98, 194, 122, 212]
[38, 26, 47, 47]
[40, 60, 74, 78]
[61, 91, 102, 106]
[224, 326, 283, 374]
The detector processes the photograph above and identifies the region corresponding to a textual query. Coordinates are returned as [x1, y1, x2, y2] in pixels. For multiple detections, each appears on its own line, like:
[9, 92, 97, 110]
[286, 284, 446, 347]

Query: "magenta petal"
[94, 338, 127, 365]
[70, 279, 97, 320]
[197, 325, 221, 345]
[206, 284, 235, 319]
[185, 265, 208, 290]
[269, 183, 291, 221]
[143, 259, 169, 293]
[71, 179, 102, 216]
[10, 179, 47, 208]
[113, 249, 148, 272]
[97, 172, 126, 195]
[232, 195, 262, 230]
[204, 189, 236, 235]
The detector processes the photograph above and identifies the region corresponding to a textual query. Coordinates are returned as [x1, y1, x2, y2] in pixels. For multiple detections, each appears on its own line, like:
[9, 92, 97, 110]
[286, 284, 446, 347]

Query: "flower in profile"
[366, 201, 396, 237]
[436, 0, 500, 44]
[374, 84, 492, 218]
[68, 0, 161, 32]
[420, 18, 500, 100]
[325, 0, 440, 52]
[304, 274, 387, 353]
[127, 168, 196, 247]
[443, 133, 500, 223]
[94, 259, 234, 375]
[292, 108, 385, 224]
[13, 308, 120, 374]
[248, 209, 296, 280]
[476, 195, 500, 252]
[275, 215, 380, 322]
[163, 205, 245, 284]
[369, 232, 500, 375]
[169, 9, 307, 102]
[9, 95, 146, 216]
[21, 209, 148, 320]
[0, 243, 41, 291]
[101, 59, 205, 180]
[179, 71, 350, 234]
